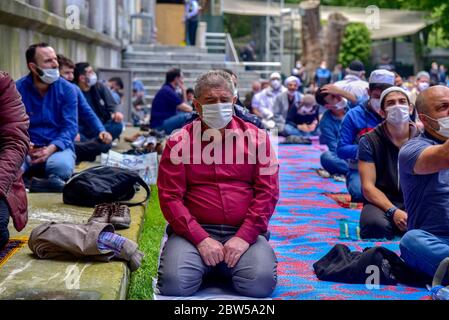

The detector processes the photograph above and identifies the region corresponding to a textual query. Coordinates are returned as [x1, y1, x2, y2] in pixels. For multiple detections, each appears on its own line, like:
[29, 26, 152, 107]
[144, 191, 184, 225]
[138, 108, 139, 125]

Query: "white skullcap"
[284, 76, 301, 87]
[369, 69, 395, 85]
[380, 86, 411, 108]
[270, 72, 281, 80]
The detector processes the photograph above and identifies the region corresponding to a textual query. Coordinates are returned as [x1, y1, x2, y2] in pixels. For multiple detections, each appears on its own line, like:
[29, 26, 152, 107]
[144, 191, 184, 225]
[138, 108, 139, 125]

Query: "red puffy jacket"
[0, 71, 30, 231]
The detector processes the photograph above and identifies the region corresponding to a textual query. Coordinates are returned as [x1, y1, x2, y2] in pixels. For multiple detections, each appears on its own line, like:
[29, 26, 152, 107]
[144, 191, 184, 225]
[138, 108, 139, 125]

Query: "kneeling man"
[157, 70, 279, 297]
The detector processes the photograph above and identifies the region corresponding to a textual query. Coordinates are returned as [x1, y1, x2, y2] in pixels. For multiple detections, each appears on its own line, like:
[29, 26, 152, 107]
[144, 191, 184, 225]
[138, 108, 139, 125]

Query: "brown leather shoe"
[89, 203, 112, 224]
[110, 203, 131, 229]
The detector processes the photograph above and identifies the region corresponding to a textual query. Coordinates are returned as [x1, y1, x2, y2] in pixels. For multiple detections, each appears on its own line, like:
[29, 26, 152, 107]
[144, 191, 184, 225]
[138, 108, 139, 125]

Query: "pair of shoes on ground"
[89, 203, 131, 230]
[29, 175, 66, 193]
[131, 135, 158, 149]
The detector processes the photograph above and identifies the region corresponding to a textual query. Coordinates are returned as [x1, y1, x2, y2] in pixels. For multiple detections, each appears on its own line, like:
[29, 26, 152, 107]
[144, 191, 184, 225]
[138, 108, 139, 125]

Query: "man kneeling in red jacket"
[0, 71, 30, 248]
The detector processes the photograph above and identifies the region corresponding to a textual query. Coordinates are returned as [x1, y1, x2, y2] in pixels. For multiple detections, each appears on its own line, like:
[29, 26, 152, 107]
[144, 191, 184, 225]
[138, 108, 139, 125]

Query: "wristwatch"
[385, 207, 398, 220]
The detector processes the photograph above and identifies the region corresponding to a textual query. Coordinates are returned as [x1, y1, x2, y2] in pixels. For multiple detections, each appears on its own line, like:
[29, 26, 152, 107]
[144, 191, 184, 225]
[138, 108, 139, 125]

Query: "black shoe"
[29, 176, 66, 193]
[283, 136, 312, 145]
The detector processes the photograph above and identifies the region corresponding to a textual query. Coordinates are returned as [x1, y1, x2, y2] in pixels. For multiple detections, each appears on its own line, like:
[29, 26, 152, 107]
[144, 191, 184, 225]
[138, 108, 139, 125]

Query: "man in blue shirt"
[315, 86, 353, 177]
[399, 85, 449, 278]
[337, 69, 395, 202]
[17, 43, 78, 188]
[150, 68, 193, 134]
[58, 54, 112, 162]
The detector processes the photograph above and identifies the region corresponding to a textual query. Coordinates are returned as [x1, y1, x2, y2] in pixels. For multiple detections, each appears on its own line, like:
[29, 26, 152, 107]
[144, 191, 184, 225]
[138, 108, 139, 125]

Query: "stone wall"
[0, 0, 155, 80]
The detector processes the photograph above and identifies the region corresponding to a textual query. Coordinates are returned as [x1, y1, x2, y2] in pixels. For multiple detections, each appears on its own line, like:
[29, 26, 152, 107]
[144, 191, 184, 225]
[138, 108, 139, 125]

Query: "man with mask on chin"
[74, 62, 124, 141]
[337, 69, 395, 203]
[16, 43, 78, 191]
[358, 87, 417, 240]
[252, 72, 287, 129]
[157, 70, 279, 298]
[399, 86, 449, 280]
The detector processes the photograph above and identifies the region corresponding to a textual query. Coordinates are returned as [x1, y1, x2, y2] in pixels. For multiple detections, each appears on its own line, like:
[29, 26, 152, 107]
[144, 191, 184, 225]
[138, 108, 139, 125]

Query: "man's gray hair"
[194, 70, 235, 99]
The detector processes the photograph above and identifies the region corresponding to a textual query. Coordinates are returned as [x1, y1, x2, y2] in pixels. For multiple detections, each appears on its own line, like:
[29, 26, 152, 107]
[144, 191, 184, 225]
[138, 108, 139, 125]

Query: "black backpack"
[63, 166, 151, 207]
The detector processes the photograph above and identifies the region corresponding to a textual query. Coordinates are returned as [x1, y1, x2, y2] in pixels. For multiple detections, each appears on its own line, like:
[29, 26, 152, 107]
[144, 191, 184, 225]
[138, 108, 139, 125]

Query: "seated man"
[284, 94, 320, 137]
[150, 68, 193, 134]
[157, 70, 279, 298]
[272, 76, 303, 133]
[358, 87, 417, 240]
[337, 70, 395, 202]
[399, 85, 449, 279]
[17, 43, 78, 188]
[58, 54, 112, 162]
[74, 62, 124, 141]
[0, 71, 29, 249]
[315, 86, 352, 177]
[108, 77, 125, 105]
[252, 72, 287, 129]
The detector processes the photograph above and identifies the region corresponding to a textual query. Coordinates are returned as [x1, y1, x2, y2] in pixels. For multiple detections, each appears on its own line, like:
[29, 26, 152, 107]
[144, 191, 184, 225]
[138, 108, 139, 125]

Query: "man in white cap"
[358, 86, 417, 239]
[252, 72, 287, 128]
[272, 76, 303, 132]
[334, 60, 369, 103]
[337, 69, 395, 202]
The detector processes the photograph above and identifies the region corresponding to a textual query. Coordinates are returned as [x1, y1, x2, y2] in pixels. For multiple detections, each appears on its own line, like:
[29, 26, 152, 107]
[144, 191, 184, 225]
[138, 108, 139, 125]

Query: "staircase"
[123, 44, 262, 105]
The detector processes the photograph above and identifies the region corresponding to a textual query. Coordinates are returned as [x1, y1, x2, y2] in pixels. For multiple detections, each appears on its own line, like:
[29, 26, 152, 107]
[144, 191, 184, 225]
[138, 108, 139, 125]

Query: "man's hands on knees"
[223, 237, 250, 269]
[393, 209, 408, 232]
[98, 131, 113, 144]
[197, 237, 224, 267]
[30, 144, 58, 165]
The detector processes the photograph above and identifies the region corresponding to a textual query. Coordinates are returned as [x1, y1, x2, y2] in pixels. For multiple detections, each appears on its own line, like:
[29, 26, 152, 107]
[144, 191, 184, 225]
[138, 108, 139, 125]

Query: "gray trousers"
[157, 225, 278, 298]
[360, 203, 404, 240]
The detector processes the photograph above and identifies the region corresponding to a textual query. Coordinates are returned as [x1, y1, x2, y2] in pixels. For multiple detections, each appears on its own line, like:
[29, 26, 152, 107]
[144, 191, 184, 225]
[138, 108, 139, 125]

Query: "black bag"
[63, 166, 151, 207]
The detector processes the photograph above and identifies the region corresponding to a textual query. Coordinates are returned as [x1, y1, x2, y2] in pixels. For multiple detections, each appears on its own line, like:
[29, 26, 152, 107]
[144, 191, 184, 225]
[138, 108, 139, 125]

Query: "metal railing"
[205, 32, 281, 78]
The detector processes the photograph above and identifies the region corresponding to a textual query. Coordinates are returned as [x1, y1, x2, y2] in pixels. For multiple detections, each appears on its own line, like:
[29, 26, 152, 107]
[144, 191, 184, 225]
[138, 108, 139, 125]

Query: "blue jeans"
[155, 113, 192, 135]
[284, 123, 320, 137]
[0, 200, 9, 249]
[104, 120, 124, 141]
[346, 169, 364, 202]
[320, 151, 349, 176]
[24, 148, 76, 181]
[400, 229, 449, 278]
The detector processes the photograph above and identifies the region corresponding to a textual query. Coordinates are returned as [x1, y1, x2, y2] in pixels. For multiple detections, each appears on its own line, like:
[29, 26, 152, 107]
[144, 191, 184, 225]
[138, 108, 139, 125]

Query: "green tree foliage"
[338, 23, 372, 67]
[223, 14, 252, 39]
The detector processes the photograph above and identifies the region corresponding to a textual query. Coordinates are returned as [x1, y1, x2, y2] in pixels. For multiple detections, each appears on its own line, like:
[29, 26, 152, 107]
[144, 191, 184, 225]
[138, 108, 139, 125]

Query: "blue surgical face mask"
[88, 73, 98, 87]
[37, 67, 60, 85]
[200, 102, 234, 129]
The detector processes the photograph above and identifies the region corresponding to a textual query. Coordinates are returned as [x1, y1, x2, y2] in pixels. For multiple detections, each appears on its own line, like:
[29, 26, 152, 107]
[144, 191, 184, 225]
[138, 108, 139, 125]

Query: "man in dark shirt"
[58, 55, 112, 162]
[150, 68, 193, 134]
[284, 94, 320, 137]
[358, 87, 416, 240]
[74, 63, 124, 141]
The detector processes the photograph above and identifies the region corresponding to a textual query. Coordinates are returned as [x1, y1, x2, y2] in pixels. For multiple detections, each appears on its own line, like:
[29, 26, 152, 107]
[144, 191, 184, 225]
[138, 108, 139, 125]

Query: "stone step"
[123, 60, 230, 71]
[124, 52, 226, 62]
[128, 44, 207, 54]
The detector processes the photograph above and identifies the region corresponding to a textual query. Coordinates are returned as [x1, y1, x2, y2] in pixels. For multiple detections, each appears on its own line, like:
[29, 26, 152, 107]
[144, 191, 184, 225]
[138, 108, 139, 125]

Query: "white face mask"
[201, 102, 234, 129]
[88, 73, 98, 87]
[335, 98, 347, 110]
[271, 80, 281, 90]
[426, 115, 449, 138]
[38, 67, 60, 85]
[386, 104, 410, 126]
[370, 98, 381, 113]
[418, 82, 430, 92]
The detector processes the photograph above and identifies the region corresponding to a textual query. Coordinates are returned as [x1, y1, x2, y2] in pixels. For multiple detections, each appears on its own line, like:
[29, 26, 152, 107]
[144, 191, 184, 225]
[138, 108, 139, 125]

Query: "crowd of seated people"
[3, 40, 449, 297]
[13, 42, 131, 192]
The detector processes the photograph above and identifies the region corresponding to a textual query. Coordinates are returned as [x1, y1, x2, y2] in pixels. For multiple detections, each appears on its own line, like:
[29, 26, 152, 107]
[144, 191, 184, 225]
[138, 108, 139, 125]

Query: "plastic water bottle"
[429, 285, 449, 300]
